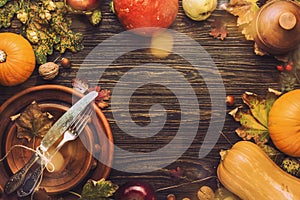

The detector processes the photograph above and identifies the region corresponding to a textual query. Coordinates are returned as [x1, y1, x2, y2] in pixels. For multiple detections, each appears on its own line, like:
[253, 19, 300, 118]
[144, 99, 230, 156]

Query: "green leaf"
[265, 91, 279, 114]
[80, 179, 118, 200]
[0, 1, 19, 28]
[0, 0, 8, 7]
[229, 107, 269, 143]
[259, 144, 285, 165]
[281, 157, 300, 178]
[280, 71, 298, 92]
[89, 10, 102, 26]
[236, 127, 269, 144]
[229, 89, 279, 144]
[229, 107, 267, 130]
[279, 45, 300, 92]
[241, 91, 278, 127]
[260, 144, 300, 178]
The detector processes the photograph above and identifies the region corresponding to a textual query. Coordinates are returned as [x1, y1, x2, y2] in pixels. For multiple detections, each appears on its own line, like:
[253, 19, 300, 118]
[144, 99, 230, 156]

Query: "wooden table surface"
[0, 0, 282, 199]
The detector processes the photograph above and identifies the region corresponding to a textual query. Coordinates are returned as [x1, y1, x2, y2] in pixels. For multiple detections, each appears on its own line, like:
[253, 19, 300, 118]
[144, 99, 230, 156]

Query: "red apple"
[115, 181, 156, 200]
[113, 0, 179, 36]
[66, 0, 100, 11]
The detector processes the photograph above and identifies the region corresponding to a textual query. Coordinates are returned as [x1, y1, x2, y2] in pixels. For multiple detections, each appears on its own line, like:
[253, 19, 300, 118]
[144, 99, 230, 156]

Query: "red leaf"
[72, 78, 111, 109]
[89, 86, 111, 109]
[210, 19, 228, 40]
[169, 166, 184, 178]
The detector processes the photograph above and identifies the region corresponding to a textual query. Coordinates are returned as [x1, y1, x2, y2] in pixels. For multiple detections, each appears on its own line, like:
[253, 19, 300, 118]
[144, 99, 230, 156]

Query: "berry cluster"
[277, 61, 294, 72]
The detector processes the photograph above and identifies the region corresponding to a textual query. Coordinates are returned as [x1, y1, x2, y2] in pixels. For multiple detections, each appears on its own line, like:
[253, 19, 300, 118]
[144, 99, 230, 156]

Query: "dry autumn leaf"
[210, 18, 228, 40]
[229, 89, 300, 179]
[229, 89, 279, 144]
[72, 78, 111, 109]
[222, 0, 259, 40]
[91, 86, 111, 109]
[12, 101, 54, 142]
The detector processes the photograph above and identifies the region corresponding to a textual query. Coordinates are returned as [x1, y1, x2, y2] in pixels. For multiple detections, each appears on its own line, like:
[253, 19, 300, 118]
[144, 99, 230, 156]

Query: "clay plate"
[0, 85, 114, 199]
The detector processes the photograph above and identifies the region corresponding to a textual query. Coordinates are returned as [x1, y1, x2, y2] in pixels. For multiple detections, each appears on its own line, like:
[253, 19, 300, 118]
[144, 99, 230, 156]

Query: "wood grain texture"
[0, 0, 282, 199]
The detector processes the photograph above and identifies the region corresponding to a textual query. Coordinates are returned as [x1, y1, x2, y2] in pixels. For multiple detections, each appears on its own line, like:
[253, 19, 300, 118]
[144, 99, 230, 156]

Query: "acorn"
[61, 57, 71, 68]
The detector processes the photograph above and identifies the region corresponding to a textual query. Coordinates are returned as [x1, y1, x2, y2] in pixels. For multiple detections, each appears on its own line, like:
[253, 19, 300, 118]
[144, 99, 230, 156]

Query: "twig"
[155, 176, 217, 192]
[219, 131, 233, 146]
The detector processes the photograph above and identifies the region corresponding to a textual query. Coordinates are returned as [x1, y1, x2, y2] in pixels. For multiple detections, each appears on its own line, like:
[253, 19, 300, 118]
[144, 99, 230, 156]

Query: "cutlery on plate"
[17, 107, 93, 198]
[4, 91, 98, 195]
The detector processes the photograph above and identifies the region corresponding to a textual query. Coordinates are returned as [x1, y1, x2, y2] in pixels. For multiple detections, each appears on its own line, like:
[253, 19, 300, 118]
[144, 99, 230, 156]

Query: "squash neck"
[0, 50, 6, 63]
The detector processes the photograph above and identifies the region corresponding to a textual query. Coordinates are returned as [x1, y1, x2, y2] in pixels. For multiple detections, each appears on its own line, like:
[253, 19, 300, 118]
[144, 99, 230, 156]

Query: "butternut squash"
[217, 141, 300, 200]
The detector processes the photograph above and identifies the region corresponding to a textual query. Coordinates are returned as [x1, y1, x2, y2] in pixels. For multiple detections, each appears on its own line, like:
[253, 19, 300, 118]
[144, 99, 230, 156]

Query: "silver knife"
[17, 107, 93, 198]
[4, 91, 98, 194]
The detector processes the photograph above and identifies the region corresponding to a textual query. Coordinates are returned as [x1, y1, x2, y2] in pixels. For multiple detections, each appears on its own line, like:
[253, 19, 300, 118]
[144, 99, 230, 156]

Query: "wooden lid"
[279, 12, 297, 30]
[255, 0, 300, 54]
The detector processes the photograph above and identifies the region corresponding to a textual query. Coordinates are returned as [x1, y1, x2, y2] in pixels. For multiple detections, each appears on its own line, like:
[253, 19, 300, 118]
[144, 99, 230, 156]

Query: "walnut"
[38, 62, 59, 80]
[197, 186, 215, 200]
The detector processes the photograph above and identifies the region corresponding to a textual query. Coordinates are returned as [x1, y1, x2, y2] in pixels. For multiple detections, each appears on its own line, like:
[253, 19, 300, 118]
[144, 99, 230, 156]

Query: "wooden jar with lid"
[254, 0, 300, 55]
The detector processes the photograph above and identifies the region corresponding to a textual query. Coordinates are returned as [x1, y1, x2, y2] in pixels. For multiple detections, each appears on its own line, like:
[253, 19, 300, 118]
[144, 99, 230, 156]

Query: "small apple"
[115, 181, 156, 200]
[66, 0, 100, 11]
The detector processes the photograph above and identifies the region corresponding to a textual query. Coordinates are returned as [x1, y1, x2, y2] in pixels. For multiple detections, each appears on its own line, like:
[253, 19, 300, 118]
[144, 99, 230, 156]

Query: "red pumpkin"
[268, 89, 300, 157]
[113, 0, 179, 36]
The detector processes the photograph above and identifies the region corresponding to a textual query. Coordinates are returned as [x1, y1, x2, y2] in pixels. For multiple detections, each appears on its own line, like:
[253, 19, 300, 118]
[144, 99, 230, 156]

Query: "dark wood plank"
[0, 0, 282, 199]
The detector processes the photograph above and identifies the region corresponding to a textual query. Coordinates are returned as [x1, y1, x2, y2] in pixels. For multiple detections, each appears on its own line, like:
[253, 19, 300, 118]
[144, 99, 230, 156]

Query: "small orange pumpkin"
[0, 32, 36, 86]
[268, 89, 300, 157]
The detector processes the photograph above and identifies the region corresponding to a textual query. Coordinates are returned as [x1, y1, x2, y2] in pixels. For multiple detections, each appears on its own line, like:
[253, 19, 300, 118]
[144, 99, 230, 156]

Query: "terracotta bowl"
[0, 85, 114, 197]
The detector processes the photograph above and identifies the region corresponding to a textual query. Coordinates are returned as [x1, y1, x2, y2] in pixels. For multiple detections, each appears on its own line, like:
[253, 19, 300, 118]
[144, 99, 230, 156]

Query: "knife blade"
[39, 91, 98, 152]
[17, 107, 94, 198]
[4, 91, 98, 194]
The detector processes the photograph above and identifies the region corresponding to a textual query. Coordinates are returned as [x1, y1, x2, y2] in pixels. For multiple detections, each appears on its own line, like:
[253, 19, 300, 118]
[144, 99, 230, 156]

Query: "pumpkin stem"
[0, 50, 6, 63]
[219, 150, 228, 161]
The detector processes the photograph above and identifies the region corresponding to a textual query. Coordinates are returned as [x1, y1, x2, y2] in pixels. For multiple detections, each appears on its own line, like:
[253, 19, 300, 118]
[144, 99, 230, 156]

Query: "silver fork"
[47, 107, 93, 159]
[17, 106, 94, 198]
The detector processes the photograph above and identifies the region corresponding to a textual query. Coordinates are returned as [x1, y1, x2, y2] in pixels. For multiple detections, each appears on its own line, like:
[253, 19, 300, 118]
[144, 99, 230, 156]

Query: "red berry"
[285, 64, 293, 71]
[276, 65, 284, 72]
[226, 95, 235, 106]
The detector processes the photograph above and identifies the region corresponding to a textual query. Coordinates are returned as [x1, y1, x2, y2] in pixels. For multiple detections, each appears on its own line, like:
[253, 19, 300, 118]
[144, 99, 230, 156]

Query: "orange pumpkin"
[268, 89, 300, 157]
[0, 32, 36, 86]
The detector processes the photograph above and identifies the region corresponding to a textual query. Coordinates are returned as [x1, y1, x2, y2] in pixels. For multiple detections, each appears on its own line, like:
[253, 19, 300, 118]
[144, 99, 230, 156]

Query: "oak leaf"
[88, 85, 111, 109]
[80, 178, 118, 200]
[72, 78, 111, 109]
